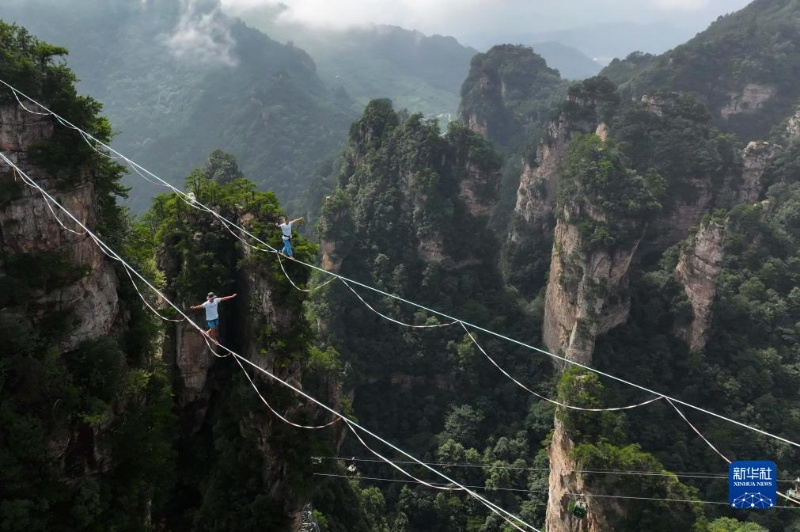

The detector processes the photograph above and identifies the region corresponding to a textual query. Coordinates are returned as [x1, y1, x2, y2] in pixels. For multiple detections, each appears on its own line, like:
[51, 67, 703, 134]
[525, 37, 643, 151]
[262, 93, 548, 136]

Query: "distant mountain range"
[530, 21, 699, 63]
[600, 0, 800, 141]
[528, 41, 601, 79]
[0, 0, 609, 213]
[240, 15, 604, 114]
[1, 0, 355, 212]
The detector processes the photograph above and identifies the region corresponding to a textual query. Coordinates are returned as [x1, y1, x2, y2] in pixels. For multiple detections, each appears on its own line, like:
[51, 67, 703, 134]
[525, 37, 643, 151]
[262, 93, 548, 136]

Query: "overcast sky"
[219, 0, 753, 49]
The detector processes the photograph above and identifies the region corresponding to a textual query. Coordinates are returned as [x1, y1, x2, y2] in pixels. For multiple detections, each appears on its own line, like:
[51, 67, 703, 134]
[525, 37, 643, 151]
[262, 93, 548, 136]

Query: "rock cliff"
[0, 29, 179, 526]
[149, 167, 344, 527]
[0, 103, 119, 352]
[541, 133, 661, 531]
[505, 79, 617, 297]
[674, 220, 726, 352]
[542, 219, 640, 364]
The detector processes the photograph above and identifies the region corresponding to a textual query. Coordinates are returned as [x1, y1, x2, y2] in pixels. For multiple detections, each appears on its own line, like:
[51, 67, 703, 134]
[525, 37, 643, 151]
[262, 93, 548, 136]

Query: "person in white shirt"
[275, 215, 304, 257]
[190, 291, 237, 343]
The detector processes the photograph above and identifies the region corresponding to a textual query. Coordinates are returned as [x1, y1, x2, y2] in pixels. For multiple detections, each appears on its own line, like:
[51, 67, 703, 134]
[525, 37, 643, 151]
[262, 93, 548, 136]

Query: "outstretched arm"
[219, 293, 237, 302]
[190, 303, 202, 310]
[291, 216, 304, 224]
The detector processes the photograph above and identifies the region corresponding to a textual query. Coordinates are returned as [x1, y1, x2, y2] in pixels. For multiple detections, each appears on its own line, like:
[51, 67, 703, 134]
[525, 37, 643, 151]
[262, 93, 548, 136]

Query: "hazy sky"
[220, 0, 753, 48]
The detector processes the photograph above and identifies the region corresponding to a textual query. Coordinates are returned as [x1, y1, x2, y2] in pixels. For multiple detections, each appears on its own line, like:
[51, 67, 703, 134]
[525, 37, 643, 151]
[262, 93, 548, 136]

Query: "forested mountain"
[251, 21, 478, 119]
[0, 0, 608, 217]
[260, 23, 603, 112]
[5, 1, 800, 531]
[311, 100, 555, 530]
[0, 21, 350, 529]
[309, 2, 800, 530]
[601, 0, 800, 141]
[459, 44, 568, 152]
[0, 22, 175, 529]
[1, 0, 355, 212]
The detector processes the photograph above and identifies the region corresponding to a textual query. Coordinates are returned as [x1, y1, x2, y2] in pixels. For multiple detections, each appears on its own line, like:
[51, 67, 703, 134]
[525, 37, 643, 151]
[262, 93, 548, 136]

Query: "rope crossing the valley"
[312, 472, 800, 509]
[461, 322, 664, 412]
[663, 397, 800, 507]
[314, 456, 735, 480]
[0, 153, 541, 532]
[3, 78, 800, 453]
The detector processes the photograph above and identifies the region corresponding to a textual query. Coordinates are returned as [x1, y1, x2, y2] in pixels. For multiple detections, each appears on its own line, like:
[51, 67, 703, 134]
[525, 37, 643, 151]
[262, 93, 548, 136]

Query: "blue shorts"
[207, 319, 219, 329]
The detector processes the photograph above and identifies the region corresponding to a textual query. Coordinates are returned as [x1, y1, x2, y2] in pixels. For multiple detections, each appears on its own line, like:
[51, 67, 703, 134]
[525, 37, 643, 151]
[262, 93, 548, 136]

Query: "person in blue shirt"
[275, 215, 304, 257]
[190, 291, 237, 343]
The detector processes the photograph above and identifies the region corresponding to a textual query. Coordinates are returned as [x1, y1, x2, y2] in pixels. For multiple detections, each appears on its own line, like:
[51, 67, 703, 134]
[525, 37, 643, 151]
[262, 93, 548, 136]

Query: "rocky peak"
[674, 219, 726, 352]
[320, 102, 502, 275]
[505, 79, 617, 297]
[542, 134, 662, 531]
[458, 44, 565, 150]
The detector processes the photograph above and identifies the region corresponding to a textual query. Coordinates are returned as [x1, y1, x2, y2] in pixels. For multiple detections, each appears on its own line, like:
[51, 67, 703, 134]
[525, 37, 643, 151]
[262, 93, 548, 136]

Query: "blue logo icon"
[729, 461, 776, 509]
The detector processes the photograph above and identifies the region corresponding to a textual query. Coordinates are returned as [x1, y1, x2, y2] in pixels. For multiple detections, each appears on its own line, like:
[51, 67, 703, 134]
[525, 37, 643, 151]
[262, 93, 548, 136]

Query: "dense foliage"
[6, 3, 800, 530]
[311, 99, 559, 529]
[143, 155, 351, 530]
[0, 21, 175, 530]
[586, 179, 800, 529]
[600, 0, 800, 141]
[557, 133, 664, 252]
[459, 45, 567, 152]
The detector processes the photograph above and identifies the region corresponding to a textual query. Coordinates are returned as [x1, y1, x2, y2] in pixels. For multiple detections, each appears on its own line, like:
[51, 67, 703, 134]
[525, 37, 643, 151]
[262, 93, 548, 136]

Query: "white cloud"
[220, 0, 501, 32]
[217, 0, 752, 50]
[166, 0, 238, 67]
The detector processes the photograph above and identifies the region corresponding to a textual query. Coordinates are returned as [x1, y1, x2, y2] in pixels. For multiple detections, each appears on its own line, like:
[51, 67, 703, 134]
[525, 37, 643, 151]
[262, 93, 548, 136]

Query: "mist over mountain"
[529, 41, 601, 79]
[261, 22, 478, 118]
[1, 0, 355, 211]
[0, 0, 610, 215]
[5, 1, 800, 531]
[229, 9, 603, 116]
[225, 0, 751, 53]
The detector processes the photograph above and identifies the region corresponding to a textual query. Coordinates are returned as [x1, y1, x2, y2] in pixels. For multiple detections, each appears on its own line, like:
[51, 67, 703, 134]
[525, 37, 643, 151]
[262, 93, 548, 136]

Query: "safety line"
[462, 323, 663, 412]
[72, 115, 331, 298]
[313, 456, 734, 480]
[5, 153, 223, 355]
[574, 492, 799, 509]
[121, 262, 183, 323]
[231, 352, 340, 430]
[0, 154, 539, 532]
[343, 420, 464, 493]
[665, 398, 731, 464]
[12, 166, 85, 236]
[664, 397, 800, 507]
[4, 78, 800, 453]
[312, 473, 800, 509]
[277, 252, 336, 293]
[340, 278, 458, 328]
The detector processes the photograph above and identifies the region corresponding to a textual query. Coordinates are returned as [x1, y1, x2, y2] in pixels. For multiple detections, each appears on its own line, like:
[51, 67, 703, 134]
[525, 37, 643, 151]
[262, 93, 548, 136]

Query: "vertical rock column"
[543, 215, 643, 532]
[540, 133, 660, 531]
[674, 220, 726, 352]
